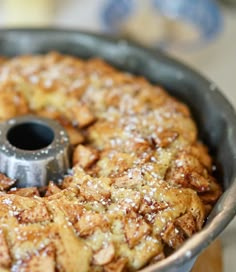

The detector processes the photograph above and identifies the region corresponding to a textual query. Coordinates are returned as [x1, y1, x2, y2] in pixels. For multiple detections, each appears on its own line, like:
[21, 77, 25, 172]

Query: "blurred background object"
[0, 0, 235, 271]
[102, 0, 223, 51]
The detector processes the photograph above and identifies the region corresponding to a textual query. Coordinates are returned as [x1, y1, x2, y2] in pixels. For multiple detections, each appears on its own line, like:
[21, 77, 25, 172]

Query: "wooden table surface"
[192, 239, 223, 272]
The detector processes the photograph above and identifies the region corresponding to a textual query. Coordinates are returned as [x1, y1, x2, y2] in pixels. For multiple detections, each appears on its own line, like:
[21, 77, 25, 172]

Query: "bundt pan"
[0, 29, 236, 272]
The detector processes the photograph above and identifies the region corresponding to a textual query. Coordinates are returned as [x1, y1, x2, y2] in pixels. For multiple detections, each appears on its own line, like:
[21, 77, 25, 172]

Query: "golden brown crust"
[8, 187, 40, 197]
[0, 52, 222, 271]
[0, 174, 15, 191]
[0, 229, 11, 268]
[12, 244, 56, 272]
[73, 145, 99, 168]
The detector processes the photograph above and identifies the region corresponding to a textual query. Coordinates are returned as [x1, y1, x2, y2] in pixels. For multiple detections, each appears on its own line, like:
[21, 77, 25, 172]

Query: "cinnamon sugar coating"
[0, 52, 221, 271]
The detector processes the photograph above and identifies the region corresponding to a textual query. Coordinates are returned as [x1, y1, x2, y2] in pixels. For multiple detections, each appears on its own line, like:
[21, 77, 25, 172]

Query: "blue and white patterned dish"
[101, 0, 223, 50]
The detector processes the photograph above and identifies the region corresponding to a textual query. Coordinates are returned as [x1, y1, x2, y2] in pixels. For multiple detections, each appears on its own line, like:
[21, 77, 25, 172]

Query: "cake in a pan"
[0, 52, 221, 271]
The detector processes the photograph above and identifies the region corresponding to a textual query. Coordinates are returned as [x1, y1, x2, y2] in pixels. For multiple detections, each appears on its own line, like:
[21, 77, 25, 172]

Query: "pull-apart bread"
[0, 53, 221, 271]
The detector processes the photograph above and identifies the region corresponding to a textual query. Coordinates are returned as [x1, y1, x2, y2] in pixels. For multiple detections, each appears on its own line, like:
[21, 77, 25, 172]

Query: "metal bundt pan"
[0, 29, 235, 272]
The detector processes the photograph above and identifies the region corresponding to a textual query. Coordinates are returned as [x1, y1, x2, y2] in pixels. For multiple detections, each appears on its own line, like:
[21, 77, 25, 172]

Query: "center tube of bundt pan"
[0, 115, 70, 188]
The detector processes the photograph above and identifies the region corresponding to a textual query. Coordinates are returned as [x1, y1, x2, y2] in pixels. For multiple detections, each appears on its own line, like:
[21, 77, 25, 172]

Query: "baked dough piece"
[0, 52, 221, 271]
